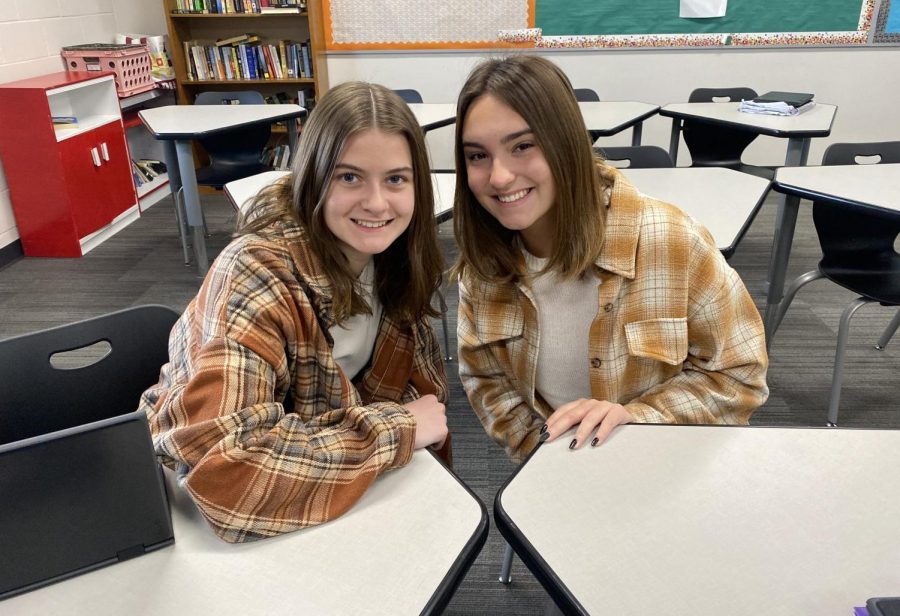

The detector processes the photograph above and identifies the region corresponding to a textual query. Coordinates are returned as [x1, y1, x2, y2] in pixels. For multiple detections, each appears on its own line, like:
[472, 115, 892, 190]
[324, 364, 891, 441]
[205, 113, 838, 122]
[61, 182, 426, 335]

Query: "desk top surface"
[577, 101, 660, 134]
[775, 163, 900, 212]
[660, 101, 837, 137]
[139, 104, 306, 139]
[497, 424, 900, 616]
[622, 167, 770, 251]
[406, 103, 457, 131]
[6, 451, 487, 615]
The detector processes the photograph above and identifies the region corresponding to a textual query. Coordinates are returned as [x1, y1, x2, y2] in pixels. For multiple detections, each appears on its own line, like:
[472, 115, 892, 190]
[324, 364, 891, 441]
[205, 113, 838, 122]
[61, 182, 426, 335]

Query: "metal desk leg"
[174, 139, 209, 277]
[162, 141, 191, 265]
[668, 119, 681, 166]
[764, 193, 801, 347]
[287, 118, 299, 166]
[784, 137, 811, 167]
[631, 122, 643, 147]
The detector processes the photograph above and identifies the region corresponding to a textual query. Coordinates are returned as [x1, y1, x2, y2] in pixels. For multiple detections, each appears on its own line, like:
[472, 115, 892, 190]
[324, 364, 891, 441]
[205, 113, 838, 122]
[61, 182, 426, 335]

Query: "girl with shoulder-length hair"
[454, 55, 769, 462]
[140, 82, 450, 543]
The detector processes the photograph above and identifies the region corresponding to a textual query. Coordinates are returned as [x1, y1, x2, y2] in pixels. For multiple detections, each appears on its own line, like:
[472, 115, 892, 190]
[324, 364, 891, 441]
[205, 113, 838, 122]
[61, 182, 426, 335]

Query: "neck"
[520, 228, 554, 259]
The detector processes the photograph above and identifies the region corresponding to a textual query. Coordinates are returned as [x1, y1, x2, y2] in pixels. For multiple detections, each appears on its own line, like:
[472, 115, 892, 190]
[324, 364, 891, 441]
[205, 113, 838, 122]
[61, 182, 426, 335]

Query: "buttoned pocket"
[624, 317, 688, 366]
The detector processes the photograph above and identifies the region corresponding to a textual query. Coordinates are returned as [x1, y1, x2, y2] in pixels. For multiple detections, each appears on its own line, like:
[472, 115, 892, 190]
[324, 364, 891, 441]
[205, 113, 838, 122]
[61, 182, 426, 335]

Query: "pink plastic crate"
[61, 44, 154, 98]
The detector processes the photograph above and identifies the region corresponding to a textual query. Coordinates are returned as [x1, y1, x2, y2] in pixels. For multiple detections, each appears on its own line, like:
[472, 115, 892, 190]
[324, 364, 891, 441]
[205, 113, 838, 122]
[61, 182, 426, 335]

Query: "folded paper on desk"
[739, 91, 815, 116]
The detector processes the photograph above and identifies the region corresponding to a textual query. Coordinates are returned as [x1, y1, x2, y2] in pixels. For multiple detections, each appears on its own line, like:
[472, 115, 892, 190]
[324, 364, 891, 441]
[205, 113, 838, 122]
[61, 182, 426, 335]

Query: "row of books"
[262, 143, 292, 170]
[131, 159, 167, 188]
[183, 37, 314, 81]
[172, 0, 306, 14]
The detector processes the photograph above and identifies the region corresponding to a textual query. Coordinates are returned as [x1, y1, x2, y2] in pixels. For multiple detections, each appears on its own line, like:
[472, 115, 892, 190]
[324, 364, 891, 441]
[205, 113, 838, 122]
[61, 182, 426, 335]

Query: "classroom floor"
[1, 187, 898, 614]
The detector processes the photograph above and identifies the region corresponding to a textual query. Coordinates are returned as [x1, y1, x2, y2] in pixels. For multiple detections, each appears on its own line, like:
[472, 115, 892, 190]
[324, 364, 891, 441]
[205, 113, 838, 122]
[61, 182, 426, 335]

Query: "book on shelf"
[51, 115, 78, 125]
[172, 0, 262, 14]
[215, 33, 259, 47]
[183, 37, 313, 82]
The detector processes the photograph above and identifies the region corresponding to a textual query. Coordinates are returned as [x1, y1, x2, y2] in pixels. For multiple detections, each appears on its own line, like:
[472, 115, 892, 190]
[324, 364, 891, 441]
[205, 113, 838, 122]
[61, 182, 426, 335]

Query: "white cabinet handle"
[90, 147, 101, 167]
[100, 142, 109, 162]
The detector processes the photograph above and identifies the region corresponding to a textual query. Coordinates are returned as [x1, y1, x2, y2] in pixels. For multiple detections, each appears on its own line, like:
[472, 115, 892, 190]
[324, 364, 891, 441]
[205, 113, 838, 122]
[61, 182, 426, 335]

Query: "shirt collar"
[594, 165, 643, 280]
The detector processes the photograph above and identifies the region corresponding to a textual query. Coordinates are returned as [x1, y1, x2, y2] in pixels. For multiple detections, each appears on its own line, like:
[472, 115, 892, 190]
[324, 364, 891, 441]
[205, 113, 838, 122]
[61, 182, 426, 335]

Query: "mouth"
[352, 218, 392, 229]
[496, 188, 532, 205]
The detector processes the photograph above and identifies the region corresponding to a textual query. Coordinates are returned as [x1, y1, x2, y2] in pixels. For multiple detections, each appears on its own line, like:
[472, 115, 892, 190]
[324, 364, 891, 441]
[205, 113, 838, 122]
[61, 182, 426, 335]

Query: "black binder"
[753, 91, 815, 108]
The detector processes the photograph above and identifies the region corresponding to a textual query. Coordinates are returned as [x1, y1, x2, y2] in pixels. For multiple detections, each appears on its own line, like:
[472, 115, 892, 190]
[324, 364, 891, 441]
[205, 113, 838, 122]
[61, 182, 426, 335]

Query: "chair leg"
[499, 542, 515, 584]
[436, 289, 453, 362]
[875, 308, 900, 351]
[827, 297, 871, 426]
[769, 269, 824, 347]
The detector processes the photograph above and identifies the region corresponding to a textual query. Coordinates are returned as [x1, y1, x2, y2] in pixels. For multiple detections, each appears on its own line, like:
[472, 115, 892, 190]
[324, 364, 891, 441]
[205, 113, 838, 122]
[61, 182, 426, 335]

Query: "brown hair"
[239, 82, 442, 324]
[452, 55, 608, 283]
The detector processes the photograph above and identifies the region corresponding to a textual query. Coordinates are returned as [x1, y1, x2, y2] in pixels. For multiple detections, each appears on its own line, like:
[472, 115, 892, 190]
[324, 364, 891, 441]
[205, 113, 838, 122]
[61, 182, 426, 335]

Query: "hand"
[542, 398, 633, 450]
[403, 394, 448, 449]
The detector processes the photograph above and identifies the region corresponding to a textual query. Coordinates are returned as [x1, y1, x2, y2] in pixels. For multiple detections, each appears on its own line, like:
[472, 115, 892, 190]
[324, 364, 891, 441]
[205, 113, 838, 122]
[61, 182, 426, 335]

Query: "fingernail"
[591, 437, 599, 447]
[540, 424, 548, 434]
[569, 438, 577, 450]
[539, 431, 550, 442]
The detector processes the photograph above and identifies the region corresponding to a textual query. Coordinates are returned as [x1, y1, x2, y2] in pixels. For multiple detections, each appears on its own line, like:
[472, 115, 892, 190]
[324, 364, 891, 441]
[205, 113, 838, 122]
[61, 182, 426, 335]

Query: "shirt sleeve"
[624, 220, 769, 424]
[457, 275, 544, 463]
[140, 243, 417, 543]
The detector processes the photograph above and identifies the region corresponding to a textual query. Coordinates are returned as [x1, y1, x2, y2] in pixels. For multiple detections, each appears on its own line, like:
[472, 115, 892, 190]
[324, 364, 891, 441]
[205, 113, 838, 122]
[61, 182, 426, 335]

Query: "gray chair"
[682, 87, 775, 180]
[574, 88, 603, 144]
[596, 145, 674, 168]
[392, 89, 424, 104]
[770, 141, 900, 425]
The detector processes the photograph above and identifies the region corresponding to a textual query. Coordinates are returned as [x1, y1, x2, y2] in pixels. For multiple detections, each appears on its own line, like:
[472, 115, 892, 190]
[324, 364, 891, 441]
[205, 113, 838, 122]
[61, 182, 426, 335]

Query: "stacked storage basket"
[61, 44, 155, 98]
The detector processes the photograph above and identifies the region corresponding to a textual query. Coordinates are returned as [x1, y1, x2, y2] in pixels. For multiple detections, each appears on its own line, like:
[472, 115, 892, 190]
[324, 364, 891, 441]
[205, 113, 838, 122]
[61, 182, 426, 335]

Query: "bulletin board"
[323, 0, 892, 50]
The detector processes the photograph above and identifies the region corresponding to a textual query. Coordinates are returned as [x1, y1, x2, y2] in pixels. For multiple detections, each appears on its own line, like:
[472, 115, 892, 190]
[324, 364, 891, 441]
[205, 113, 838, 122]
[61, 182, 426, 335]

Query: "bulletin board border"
[873, 0, 900, 42]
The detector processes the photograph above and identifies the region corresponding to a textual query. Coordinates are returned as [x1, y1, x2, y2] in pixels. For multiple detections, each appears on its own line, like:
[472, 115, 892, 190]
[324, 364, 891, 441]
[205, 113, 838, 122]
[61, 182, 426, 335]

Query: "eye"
[337, 172, 359, 184]
[465, 151, 487, 163]
[386, 174, 409, 185]
[513, 141, 535, 153]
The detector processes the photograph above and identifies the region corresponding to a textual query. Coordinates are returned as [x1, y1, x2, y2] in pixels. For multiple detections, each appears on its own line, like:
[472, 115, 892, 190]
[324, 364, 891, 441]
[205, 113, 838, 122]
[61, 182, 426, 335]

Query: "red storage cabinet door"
[93, 121, 137, 220]
[60, 128, 115, 238]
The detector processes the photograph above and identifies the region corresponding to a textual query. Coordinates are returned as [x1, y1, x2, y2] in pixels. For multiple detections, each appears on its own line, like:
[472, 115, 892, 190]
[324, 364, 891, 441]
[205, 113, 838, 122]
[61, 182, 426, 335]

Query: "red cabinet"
[0, 72, 138, 257]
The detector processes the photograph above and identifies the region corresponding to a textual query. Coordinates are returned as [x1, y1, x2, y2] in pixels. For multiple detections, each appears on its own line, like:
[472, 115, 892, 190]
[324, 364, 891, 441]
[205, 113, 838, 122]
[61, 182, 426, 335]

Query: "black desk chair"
[0, 305, 179, 442]
[682, 87, 775, 180]
[770, 141, 900, 425]
[596, 145, 674, 168]
[574, 88, 603, 144]
[392, 89, 424, 104]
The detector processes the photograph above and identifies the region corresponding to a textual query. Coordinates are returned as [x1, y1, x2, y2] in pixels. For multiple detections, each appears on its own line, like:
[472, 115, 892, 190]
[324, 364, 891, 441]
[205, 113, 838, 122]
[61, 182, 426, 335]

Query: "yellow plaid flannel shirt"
[140, 219, 447, 542]
[458, 166, 768, 462]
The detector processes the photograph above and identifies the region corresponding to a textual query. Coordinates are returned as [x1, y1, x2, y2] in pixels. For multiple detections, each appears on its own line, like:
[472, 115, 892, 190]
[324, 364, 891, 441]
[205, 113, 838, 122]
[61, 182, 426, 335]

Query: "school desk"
[406, 103, 457, 131]
[659, 101, 838, 167]
[139, 104, 306, 276]
[622, 167, 771, 258]
[495, 424, 900, 616]
[577, 101, 660, 146]
[766, 163, 900, 338]
[3, 450, 488, 615]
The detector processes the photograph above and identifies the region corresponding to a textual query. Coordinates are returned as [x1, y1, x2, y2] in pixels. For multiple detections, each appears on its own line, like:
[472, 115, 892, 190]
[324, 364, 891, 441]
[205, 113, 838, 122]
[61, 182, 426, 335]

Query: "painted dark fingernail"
[539, 431, 550, 442]
[569, 438, 577, 450]
[540, 424, 548, 434]
[591, 437, 599, 447]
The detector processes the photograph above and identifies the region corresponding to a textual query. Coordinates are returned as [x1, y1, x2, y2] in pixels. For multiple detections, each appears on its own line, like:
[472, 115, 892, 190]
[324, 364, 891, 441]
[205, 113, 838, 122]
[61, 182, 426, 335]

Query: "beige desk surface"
[775, 163, 900, 212]
[497, 424, 900, 616]
[5, 451, 487, 615]
[406, 103, 457, 131]
[577, 101, 659, 134]
[661, 101, 837, 136]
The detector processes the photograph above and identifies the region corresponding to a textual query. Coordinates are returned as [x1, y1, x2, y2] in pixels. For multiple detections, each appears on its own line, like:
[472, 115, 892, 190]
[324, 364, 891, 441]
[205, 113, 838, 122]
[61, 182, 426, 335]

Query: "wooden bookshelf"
[162, 0, 329, 106]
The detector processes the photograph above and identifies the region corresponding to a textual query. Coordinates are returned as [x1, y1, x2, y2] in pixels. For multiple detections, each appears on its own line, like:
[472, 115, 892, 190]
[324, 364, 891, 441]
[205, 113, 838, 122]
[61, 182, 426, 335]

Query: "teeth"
[354, 219, 389, 229]
[497, 189, 529, 203]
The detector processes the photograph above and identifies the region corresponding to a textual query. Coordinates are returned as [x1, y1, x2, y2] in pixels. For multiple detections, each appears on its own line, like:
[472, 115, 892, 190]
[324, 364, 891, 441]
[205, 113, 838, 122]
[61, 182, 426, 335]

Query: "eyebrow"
[461, 128, 534, 149]
[334, 163, 414, 174]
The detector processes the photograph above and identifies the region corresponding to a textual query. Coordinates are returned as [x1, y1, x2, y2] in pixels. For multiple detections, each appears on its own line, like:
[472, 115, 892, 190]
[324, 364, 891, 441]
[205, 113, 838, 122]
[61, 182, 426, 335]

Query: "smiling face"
[323, 128, 415, 276]
[461, 94, 557, 257]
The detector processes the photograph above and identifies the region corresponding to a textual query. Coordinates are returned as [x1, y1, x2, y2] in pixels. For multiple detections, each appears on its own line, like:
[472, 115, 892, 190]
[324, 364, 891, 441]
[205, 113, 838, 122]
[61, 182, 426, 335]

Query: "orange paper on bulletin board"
[323, 0, 536, 50]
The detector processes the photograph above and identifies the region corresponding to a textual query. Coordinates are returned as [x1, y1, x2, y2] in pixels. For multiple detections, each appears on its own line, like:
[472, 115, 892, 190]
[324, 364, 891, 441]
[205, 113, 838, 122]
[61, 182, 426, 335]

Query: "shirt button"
[590, 358, 602, 368]
[603, 303, 613, 312]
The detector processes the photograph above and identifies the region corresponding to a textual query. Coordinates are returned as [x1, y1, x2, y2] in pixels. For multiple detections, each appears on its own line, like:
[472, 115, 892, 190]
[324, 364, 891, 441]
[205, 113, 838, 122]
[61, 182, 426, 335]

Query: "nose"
[362, 183, 389, 214]
[489, 157, 515, 189]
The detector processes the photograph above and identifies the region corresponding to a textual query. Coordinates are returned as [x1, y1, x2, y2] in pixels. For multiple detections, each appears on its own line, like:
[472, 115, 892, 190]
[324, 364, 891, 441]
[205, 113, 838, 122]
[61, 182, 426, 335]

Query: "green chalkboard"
[536, 0, 863, 36]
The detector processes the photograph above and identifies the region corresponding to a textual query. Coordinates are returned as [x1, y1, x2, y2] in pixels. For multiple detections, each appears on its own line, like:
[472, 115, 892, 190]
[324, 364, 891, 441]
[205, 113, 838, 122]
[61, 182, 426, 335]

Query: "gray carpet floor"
[1, 188, 898, 615]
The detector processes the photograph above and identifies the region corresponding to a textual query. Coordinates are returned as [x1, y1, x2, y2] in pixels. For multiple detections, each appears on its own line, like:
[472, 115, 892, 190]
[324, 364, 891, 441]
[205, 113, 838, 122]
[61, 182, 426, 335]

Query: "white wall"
[325, 47, 900, 170]
[0, 0, 166, 252]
